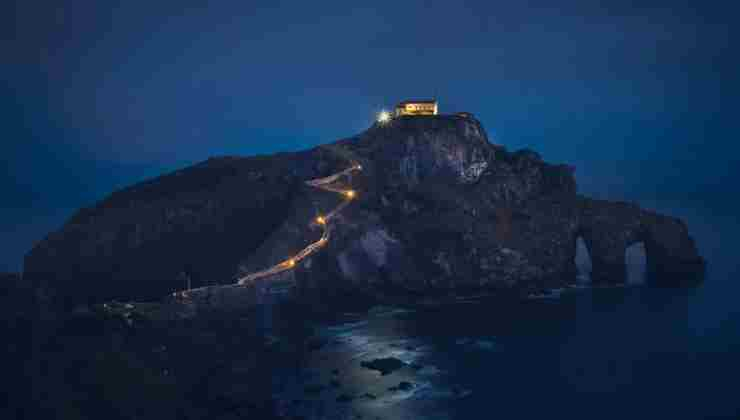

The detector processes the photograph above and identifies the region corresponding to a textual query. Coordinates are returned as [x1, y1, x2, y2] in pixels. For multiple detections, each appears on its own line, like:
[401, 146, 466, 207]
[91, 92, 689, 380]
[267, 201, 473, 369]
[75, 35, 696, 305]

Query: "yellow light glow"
[287, 259, 296, 267]
[316, 216, 326, 225]
[377, 110, 391, 124]
[345, 190, 356, 199]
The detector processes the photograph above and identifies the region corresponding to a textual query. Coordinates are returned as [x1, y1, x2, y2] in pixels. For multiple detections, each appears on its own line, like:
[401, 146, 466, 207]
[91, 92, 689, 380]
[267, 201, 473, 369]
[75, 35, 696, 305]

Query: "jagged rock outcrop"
[24, 115, 705, 312]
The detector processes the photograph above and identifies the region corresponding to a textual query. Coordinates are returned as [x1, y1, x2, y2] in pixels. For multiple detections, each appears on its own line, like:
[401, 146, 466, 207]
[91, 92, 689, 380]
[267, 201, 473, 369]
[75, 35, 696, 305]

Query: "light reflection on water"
[273, 203, 740, 419]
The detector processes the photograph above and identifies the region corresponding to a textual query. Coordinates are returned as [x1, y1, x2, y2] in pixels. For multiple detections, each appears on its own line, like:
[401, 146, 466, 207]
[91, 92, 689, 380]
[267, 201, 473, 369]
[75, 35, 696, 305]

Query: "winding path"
[173, 163, 361, 299]
[237, 163, 360, 284]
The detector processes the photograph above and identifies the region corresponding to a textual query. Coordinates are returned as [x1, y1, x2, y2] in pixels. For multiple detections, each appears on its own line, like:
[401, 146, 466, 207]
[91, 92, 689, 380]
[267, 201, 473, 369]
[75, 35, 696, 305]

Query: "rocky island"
[13, 114, 708, 419]
[25, 114, 705, 315]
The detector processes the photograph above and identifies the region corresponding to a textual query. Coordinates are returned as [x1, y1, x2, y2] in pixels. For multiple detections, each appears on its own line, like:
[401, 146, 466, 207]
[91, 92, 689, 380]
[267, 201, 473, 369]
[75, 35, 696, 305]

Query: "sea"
[270, 201, 740, 420]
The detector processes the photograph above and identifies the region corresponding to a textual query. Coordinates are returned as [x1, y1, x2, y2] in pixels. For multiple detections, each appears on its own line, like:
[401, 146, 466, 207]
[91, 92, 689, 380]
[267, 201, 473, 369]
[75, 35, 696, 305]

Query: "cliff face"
[24, 115, 705, 312]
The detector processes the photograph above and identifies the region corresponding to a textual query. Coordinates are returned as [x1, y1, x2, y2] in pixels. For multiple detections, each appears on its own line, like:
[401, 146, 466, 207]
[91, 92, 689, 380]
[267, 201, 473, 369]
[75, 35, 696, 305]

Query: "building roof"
[396, 99, 437, 106]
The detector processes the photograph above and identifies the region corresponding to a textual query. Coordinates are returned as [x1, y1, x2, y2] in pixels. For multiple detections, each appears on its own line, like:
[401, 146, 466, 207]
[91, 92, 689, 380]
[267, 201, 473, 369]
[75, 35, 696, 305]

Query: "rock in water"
[24, 115, 705, 314]
[388, 381, 414, 392]
[360, 357, 405, 375]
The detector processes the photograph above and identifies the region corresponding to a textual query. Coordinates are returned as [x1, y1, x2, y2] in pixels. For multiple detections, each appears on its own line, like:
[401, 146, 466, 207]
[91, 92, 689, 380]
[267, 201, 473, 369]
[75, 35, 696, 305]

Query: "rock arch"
[578, 198, 705, 285]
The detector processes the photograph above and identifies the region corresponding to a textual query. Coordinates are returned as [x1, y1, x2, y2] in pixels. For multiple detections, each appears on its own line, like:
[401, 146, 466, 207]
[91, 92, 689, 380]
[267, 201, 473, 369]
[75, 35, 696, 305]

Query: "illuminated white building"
[394, 99, 438, 117]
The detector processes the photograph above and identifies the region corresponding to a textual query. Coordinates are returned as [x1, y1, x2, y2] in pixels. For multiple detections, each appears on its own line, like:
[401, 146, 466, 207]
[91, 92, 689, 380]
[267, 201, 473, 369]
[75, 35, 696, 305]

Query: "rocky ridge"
[24, 114, 705, 314]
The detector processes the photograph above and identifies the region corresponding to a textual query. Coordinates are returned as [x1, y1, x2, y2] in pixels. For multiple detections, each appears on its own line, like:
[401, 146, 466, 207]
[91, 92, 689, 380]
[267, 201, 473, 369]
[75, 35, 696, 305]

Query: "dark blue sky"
[2, 1, 736, 272]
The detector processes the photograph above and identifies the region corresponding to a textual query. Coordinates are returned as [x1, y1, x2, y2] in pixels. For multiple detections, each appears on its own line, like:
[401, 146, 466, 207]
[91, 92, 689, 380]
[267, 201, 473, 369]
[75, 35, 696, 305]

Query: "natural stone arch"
[571, 220, 629, 285]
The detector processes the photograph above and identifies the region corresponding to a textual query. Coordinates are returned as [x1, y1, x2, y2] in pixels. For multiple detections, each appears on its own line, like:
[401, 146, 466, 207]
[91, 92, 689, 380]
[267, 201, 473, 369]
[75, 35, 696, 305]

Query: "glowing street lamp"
[377, 110, 391, 124]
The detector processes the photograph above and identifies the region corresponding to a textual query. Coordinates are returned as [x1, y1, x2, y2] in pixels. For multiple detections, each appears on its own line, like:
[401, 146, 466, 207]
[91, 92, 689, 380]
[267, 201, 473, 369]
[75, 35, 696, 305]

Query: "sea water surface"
[272, 202, 740, 420]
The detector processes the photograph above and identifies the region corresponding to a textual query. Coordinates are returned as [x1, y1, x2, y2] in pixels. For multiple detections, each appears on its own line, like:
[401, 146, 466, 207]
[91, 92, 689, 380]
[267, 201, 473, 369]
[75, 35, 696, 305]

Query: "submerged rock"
[388, 381, 414, 392]
[360, 357, 405, 376]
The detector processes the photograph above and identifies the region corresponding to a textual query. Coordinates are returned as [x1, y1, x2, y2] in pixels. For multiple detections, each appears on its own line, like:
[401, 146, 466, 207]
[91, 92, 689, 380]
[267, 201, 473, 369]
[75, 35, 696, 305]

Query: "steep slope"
[24, 149, 345, 312]
[24, 115, 705, 313]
